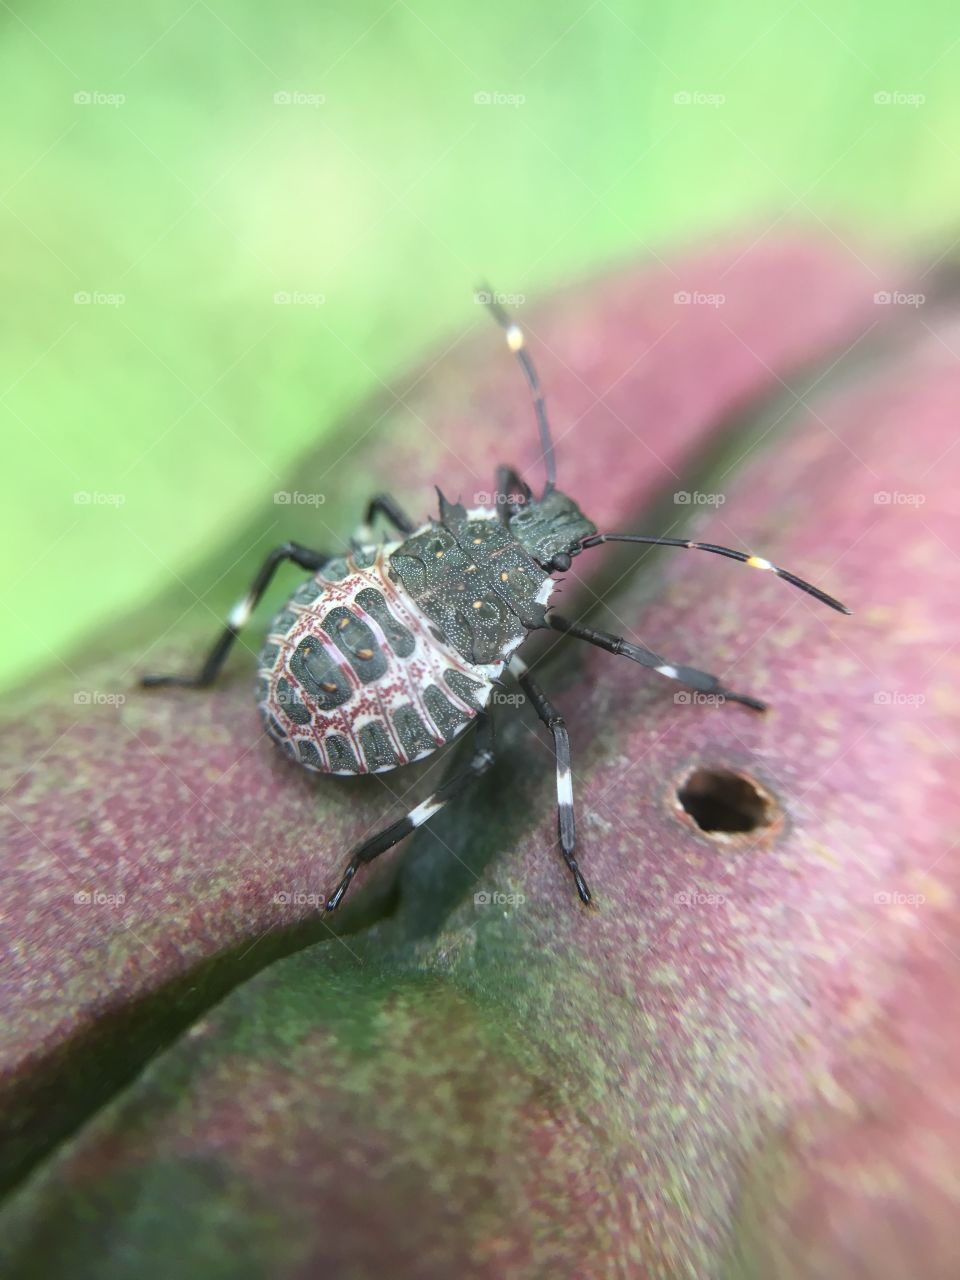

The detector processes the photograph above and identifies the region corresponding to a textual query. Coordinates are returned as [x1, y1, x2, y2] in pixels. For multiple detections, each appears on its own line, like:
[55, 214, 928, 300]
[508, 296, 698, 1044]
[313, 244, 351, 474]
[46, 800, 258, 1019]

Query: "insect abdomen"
[257, 546, 496, 775]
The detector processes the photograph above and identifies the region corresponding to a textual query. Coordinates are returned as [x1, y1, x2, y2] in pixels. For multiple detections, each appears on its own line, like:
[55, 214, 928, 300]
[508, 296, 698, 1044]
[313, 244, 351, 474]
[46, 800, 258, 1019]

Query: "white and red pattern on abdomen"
[257, 544, 507, 774]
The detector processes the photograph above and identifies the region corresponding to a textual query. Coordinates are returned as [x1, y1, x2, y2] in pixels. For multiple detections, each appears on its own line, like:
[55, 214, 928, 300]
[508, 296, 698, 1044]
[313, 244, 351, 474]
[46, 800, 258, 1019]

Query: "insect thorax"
[507, 488, 597, 564]
[387, 502, 553, 666]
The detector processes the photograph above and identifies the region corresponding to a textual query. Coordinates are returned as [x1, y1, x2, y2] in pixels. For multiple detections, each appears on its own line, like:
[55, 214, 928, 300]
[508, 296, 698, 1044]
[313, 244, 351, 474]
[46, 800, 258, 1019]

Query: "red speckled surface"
[5, 234, 956, 1279]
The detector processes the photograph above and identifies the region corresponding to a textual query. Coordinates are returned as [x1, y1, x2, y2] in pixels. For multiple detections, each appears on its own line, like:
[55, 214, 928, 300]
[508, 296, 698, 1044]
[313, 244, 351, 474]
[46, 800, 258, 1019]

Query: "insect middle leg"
[141, 541, 329, 689]
[325, 713, 496, 912]
[508, 655, 592, 904]
[547, 613, 766, 711]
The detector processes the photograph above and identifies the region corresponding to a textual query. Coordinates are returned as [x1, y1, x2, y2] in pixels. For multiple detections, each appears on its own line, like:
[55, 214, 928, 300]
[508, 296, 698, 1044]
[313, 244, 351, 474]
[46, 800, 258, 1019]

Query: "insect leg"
[325, 714, 496, 912]
[508, 655, 592, 904]
[493, 465, 532, 523]
[141, 542, 329, 689]
[547, 613, 767, 711]
[352, 493, 416, 544]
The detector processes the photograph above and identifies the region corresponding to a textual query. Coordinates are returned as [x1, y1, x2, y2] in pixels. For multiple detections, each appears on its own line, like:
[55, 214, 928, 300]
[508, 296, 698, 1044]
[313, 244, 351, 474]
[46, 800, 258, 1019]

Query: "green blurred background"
[1, 0, 958, 692]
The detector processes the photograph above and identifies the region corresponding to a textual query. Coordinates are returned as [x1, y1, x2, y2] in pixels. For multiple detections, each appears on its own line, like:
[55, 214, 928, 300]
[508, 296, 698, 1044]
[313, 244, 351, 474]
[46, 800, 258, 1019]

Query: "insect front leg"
[141, 542, 329, 689]
[325, 714, 496, 912]
[352, 493, 416, 544]
[493, 466, 532, 523]
[508, 655, 592, 904]
[547, 613, 766, 711]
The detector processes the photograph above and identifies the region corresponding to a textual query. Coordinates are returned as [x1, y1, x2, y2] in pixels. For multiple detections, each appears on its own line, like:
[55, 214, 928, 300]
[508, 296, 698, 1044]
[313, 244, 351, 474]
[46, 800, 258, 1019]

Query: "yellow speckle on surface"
[930, 684, 960, 714]
[813, 1068, 859, 1115]
[845, 1161, 905, 1196]
[908, 871, 954, 908]
[500, 571, 509, 581]
[472, 537, 482, 544]
[472, 600, 483, 609]
[810, 841, 841, 867]
[863, 605, 897, 627]
[435, 550, 445, 558]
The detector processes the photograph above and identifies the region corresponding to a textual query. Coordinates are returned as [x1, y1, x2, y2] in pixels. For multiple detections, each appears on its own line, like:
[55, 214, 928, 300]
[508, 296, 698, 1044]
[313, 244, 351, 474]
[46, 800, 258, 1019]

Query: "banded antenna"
[479, 286, 557, 495]
[575, 534, 850, 613]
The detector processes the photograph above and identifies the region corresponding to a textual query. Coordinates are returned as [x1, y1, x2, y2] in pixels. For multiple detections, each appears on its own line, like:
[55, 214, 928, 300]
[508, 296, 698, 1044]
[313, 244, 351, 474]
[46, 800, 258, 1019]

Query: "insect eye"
[550, 552, 572, 572]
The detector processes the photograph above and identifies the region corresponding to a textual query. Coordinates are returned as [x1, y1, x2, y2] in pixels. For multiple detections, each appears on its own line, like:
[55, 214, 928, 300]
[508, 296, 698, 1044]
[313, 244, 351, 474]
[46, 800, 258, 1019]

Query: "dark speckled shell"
[388, 502, 551, 665]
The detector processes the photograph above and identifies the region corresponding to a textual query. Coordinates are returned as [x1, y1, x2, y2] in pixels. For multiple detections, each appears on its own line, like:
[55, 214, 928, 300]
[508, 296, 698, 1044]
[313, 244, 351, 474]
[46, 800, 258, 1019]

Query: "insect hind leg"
[325, 714, 496, 912]
[508, 655, 591, 904]
[548, 613, 766, 710]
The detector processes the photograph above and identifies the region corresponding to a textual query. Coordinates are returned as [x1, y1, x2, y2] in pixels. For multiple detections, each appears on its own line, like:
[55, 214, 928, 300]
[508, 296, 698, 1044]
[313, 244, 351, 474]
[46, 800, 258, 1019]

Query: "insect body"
[143, 294, 849, 911]
[257, 509, 554, 776]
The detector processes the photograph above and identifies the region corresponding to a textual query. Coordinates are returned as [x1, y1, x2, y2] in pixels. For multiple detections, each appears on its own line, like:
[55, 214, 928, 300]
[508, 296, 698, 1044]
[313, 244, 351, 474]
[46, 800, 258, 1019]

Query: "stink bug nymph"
[143, 293, 849, 910]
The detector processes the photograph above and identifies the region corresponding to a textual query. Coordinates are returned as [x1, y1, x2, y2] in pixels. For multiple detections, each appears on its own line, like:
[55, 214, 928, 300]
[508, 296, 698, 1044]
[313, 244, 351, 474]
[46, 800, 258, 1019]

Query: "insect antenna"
[479, 285, 557, 496]
[573, 533, 850, 614]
